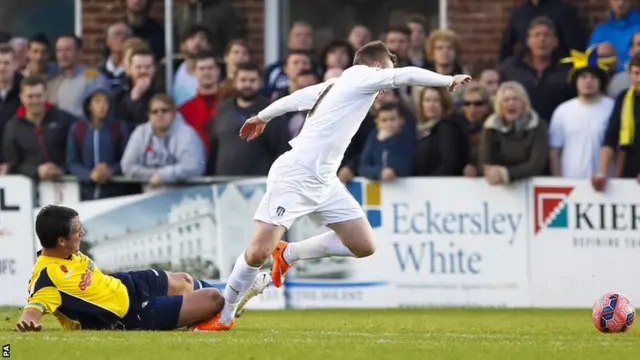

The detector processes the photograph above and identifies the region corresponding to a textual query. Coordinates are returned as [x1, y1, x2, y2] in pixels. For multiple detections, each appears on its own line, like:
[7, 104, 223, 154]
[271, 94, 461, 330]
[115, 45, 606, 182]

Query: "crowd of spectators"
[0, 0, 639, 201]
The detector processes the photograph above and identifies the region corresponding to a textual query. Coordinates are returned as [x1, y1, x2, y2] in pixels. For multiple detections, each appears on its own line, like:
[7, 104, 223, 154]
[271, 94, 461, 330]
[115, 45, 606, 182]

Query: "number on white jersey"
[307, 84, 334, 119]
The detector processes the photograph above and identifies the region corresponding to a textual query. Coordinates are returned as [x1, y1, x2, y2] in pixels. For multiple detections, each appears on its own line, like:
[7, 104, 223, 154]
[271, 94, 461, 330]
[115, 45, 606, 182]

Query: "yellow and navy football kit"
[25, 253, 183, 330]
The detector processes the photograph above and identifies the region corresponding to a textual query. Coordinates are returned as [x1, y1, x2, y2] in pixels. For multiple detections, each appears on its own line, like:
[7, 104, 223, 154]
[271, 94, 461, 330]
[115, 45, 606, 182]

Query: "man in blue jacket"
[589, 0, 640, 72]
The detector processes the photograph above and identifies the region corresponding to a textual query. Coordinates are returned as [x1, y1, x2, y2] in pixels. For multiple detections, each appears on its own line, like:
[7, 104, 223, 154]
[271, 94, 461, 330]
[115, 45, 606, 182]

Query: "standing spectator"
[347, 24, 371, 51]
[596, 42, 620, 76]
[115, 48, 158, 127]
[405, 14, 429, 68]
[263, 21, 316, 98]
[425, 30, 464, 76]
[456, 84, 493, 177]
[222, 40, 250, 81]
[500, 16, 573, 122]
[283, 69, 319, 138]
[479, 82, 548, 185]
[47, 35, 110, 118]
[22, 33, 57, 79]
[359, 103, 413, 181]
[121, 93, 205, 187]
[168, 25, 211, 106]
[470, 60, 500, 99]
[593, 54, 640, 191]
[219, 40, 250, 98]
[589, 0, 640, 73]
[199, 0, 244, 58]
[66, 89, 130, 200]
[178, 51, 221, 153]
[121, 37, 151, 78]
[319, 40, 354, 74]
[499, 0, 585, 61]
[384, 25, 413, 109]
[9, 38, 28, 71]
[269, 51, 313, 101]
[609, 30, 640, 97]
[549, 47, 616, 179]
[413, 86, 468, 176]
[324, 68, 343, 80]
[383, 25, 411, 67]
[100, 21, 132, 93]
[122, 0, 165, 60]
[0, 45, 22, 175]
[454, 59, 500, 109]
[209, 62, 289, 176]
[2, 76, 76, 180]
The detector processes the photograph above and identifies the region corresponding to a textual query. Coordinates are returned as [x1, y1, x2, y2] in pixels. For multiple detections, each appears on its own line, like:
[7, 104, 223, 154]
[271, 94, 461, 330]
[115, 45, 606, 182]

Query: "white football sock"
[220, 252, 260, 323]
[283, 231, 355, 264]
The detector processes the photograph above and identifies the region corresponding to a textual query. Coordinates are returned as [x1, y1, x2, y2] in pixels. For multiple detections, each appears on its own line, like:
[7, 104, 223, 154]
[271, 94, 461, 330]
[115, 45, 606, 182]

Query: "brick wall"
[448, 0, 610, 64]
[80, 0, 265, 66]
[81, 0, 608, 67]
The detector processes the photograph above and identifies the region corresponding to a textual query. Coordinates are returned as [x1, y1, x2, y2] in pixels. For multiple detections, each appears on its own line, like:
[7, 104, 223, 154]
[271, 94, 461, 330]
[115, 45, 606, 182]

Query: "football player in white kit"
[190, 41, 471, 331]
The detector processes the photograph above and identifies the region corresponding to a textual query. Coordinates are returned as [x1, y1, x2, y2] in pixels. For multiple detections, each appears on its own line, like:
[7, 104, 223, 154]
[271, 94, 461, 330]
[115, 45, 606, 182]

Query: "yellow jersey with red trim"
[25, 252, 130, 330]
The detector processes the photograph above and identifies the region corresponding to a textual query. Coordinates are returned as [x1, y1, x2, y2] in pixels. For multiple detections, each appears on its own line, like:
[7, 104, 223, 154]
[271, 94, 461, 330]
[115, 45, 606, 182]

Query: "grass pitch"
[1, 307, 639, 360]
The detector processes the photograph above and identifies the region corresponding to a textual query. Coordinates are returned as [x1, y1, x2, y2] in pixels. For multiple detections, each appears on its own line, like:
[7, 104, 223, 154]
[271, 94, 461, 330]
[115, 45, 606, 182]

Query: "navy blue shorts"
[112, 269, 183, 331]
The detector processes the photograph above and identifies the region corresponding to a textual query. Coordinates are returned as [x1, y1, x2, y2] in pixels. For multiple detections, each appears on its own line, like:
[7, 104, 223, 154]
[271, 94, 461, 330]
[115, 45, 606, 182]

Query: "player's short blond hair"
[425, 29, 461, 61]
[353, 40, 397, 66]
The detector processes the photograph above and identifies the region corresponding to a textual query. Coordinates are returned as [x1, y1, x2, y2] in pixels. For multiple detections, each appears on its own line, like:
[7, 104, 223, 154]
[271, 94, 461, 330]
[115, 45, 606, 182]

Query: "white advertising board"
[0, 176, 36, 305]
[530, 178, 640, 308]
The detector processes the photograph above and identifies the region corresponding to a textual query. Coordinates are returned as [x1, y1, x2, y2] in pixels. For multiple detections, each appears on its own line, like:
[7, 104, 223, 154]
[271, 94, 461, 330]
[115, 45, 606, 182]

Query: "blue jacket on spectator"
[120, 115, 205, 183]
[358, 130, 414, 180]
[66, 88, 130, 200]
[589, 9, 640, 72]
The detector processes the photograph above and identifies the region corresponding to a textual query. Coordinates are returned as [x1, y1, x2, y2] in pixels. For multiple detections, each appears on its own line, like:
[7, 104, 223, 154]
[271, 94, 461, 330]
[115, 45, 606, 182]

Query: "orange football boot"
[189, 313, 236, 332]
[271, 240, 295, 288]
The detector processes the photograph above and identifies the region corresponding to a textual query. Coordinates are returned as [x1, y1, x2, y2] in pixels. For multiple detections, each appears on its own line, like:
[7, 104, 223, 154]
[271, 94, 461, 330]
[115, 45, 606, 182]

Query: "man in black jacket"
[500, 16, 574, 121]
[114, 48, 158, 128]
[0, 44, 22, 174]
[499, 0, 585, 61]
[2, 76, 76, 180]
[209, 62, 289, 175]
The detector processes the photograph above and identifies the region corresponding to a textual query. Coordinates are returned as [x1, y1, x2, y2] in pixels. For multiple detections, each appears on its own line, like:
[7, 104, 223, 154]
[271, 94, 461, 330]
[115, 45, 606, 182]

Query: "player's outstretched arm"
[256, 82, 330, 123]
[16, 308, 43, 332]
[240, 81, 332, 141]
[361, 66, 471, 93]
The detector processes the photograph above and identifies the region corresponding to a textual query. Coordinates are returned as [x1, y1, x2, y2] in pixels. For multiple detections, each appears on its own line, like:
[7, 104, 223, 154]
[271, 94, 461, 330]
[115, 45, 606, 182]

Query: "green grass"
[1, 307, 639, 360]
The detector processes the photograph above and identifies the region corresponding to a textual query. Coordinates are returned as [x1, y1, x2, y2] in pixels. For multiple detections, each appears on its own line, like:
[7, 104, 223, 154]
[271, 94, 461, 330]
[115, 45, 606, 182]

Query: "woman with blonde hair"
[478, 81, 548, 185]
[413, 86, 468, 176]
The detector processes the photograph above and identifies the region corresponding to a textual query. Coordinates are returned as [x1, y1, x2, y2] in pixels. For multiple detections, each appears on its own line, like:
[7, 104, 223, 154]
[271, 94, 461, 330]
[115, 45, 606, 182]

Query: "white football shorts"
[253, 161, 364, 229]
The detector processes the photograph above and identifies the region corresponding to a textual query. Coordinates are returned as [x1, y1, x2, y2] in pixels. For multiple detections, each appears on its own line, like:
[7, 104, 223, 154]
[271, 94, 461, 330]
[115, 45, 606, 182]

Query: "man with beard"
[179, 51, 221, 154]
[170, 25, 212, 106]
[207, 62, 290, 175]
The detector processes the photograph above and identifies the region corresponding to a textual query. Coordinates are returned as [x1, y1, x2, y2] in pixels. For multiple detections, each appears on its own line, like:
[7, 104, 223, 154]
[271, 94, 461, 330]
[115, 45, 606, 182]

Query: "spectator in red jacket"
[179, 51, 221, 153]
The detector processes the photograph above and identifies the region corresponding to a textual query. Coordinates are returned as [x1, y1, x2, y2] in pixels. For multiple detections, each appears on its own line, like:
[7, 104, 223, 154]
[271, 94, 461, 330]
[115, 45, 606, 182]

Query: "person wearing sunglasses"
[455, 84, 493, 177]
[120, 93, 205, 188]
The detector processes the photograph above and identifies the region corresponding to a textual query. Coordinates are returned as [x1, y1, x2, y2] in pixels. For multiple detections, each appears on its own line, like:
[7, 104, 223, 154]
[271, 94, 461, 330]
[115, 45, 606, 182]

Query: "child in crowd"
[358, 103, 414, 181]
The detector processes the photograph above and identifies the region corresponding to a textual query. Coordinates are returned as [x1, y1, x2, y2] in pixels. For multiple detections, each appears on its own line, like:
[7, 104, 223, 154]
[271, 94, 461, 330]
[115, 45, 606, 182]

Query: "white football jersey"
[257, 65, 453, 183]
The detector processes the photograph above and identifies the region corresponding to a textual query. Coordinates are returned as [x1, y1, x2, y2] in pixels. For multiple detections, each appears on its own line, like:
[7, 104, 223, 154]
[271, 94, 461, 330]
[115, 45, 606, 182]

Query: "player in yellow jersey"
[15, 205, 269, 332]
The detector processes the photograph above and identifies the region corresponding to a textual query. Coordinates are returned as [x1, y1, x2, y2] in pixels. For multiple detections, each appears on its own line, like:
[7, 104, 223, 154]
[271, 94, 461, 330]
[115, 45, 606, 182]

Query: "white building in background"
[91, 196, 217, 273]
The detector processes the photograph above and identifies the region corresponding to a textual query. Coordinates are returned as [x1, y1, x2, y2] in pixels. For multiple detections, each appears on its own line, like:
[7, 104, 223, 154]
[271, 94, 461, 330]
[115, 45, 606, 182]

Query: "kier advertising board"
[529, 178, 640, 308]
